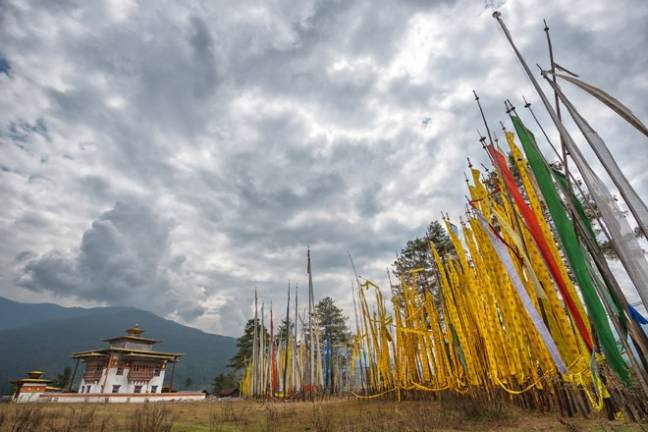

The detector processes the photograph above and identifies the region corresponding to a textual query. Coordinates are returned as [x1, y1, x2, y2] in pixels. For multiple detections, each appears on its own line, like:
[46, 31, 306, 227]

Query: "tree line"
[212, 295, 350, 395]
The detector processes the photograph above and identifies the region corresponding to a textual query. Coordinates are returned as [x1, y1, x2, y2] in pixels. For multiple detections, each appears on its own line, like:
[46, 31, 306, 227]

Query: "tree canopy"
[314, 296, 349, 346]
[227, 318, 268, 371]
[212, 371, 237, 395]
[276, 318, 294, 343]
[53, 366, 72, 389]
[392, 220, 455, 297]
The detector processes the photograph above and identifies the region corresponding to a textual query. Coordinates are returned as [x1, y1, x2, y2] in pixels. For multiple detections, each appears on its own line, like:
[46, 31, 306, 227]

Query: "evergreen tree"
[276, 318, 294, 344]
[212, 371, 237, 394]
[227, 318, 268, 371]
[54, 366, 72, 389]
[314, 296, 349, 346]
[392, 220, 455, 297]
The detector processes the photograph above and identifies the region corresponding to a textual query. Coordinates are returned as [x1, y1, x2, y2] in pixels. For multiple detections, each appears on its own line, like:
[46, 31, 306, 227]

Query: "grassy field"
[0, 397, 646, 431]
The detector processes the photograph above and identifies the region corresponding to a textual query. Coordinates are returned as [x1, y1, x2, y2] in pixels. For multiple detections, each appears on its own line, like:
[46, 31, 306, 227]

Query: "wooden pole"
[283, 282, 290, 397]
[170, 360, 177, 391]
[543, 19, 571, 194]
[308, 248, 315, 396]
[260, 302, 265, 396]
[293, 285, 298, 394]
[349, 252, 368, 393]
[252, 289, 258, 396]
[66, 358, 80, 392]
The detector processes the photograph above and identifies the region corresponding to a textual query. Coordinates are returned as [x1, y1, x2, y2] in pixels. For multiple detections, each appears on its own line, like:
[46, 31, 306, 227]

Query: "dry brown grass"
[0, 397, 646, 431]
[129, 404, 175, 432]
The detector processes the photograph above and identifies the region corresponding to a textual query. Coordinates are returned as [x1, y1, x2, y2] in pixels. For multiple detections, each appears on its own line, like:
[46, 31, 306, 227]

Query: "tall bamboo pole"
[260, 302, 265, 396]
[543, 19, 570, 194]
[252, 289, 258, 396]
[349, 252, 369, 392]
[293, 285, 298, 393]
[307, 248, 316, 395]
[283, 283, 290, 396]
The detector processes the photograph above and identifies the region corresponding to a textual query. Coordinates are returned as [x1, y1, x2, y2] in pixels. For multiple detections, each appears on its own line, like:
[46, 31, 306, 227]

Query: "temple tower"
[73, 324, 182, 394]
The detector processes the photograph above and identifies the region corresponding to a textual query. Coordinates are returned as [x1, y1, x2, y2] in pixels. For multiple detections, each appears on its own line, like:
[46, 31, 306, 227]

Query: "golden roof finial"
[126, 323, 144, 335]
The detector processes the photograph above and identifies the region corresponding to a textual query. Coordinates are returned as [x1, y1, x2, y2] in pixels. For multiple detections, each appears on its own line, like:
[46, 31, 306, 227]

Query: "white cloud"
[1, 0, 647, 336]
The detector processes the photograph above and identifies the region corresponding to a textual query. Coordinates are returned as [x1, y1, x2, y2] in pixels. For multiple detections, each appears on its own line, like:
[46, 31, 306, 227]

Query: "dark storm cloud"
[15, 212, 50, 230]
[3, 119, 49, 148]
[14, 251, 36, 264]
[1, 0, 647, 335]
[18, 200, 205, 320]
[0, 53, 10, 76]
[355, 182, 383, 217]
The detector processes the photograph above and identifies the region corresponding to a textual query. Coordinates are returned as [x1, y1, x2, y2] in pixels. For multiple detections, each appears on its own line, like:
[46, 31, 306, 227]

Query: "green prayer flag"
[552, 169, 597, 240]
[552, 167, 626, 334]
[511, 115, 629, 383]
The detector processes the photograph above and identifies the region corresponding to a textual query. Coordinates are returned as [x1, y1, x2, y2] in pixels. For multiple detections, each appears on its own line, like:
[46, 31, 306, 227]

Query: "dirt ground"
[0, 397, 646, 431]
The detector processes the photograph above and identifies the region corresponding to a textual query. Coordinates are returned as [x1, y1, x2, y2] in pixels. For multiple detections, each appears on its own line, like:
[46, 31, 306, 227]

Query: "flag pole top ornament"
[523, 96, 531, 108]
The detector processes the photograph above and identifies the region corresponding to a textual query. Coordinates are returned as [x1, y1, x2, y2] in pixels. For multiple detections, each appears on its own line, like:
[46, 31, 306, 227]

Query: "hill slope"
[0, 297, 237, 395]
[0, 296, 135, 331]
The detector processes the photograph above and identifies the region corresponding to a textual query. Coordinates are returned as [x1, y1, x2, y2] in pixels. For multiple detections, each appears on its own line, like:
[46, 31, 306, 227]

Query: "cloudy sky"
[1, 0, 647, 336]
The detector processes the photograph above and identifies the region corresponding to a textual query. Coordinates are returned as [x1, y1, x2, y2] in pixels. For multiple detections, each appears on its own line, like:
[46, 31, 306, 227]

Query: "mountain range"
[0, 296, 237, 395]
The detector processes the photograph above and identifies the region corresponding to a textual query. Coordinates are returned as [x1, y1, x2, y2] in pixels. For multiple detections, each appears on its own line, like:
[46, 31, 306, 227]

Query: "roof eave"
[103, 336, 160, 344]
